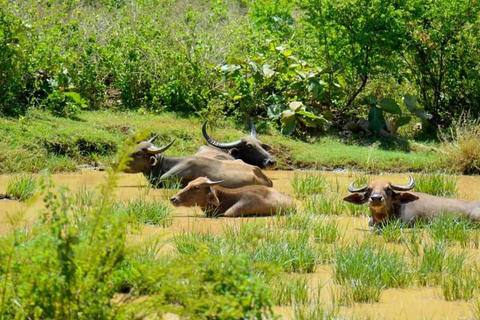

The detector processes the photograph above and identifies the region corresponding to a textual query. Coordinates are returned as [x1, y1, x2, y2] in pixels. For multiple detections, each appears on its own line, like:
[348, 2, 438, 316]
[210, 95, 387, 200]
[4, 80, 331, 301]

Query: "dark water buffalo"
[344, 176, 480, 226]
[170, 177, 294, 217]
[200, 119, 277, 169]
[124, 137, 272, 188]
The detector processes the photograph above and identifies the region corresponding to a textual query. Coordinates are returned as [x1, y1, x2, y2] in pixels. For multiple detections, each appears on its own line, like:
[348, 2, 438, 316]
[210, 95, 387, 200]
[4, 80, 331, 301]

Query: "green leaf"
[267, 104, 281, 120]
[281, 110, 297, 135]
[360, 95, 377, 106]
[307, 80, 323, 99]
[368, 107, 386, 135]
[64, 92, 83, 104]
[262, 64, 275, 78]
[281, 50, 293, 57]
[396, 116, 412, 127]
[403, 94, 417, 112]
[289, 101, 304, 112]
[379, 98, 402, 114]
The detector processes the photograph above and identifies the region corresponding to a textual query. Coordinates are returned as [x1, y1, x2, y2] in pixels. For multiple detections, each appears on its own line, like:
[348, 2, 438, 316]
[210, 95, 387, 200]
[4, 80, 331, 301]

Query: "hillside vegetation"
[1, 0, 480, 173]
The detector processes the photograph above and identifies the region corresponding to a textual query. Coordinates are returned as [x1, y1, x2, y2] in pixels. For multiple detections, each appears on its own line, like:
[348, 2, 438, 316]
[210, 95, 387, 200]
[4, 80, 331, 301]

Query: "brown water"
[1, 169, 479, 319]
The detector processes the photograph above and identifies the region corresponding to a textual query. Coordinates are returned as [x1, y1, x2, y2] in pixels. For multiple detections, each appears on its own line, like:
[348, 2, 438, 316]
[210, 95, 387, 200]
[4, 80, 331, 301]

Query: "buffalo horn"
[204, 179, 224, 186]
[348, 181, 369, 193]
[148, 134, 159, 143]
[248, 117, 258, 138]
[202, 120, 242, 149]
[390, 176, 415, 191]
[146, 139, 175, 154]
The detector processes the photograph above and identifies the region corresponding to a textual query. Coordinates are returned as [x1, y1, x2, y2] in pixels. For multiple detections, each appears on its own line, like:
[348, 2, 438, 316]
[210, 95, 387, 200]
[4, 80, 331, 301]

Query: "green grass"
[334, 240, 415, 303]
[0, 109, 450, 175]
[426, 215, 478, 248]
[6, 174, 37, 201]
[440, 254, 477, 301]
[114, 198, 172, 227]
[291, 172, 329, 198]
[269, 275, 310, 305]
[414, 172, 458, 197]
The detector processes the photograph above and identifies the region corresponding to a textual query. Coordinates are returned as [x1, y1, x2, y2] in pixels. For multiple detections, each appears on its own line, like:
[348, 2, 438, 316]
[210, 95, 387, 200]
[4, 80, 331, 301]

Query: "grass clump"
[269, 275, 310, 305]
[291, 172, 329, 198]
[334, 240, 414, 303]
[312, 218, 342, 244]
[414, 172, 458, 197]
[115, 198, 172, 227]
[303, 194, 346, 216]
[440, 114, 480, 174]
[440, 254, 477, 301]
[6, 174, 37, 201]
[426, 215, 478, 248]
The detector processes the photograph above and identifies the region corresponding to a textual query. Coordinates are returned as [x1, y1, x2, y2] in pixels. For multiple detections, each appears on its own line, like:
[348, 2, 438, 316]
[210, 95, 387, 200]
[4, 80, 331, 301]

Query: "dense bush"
[1, 0, 479, 136]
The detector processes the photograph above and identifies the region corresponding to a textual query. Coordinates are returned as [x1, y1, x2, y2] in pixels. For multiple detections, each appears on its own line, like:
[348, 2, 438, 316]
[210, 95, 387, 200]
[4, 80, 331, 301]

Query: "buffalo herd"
[124, 119, 480, 225]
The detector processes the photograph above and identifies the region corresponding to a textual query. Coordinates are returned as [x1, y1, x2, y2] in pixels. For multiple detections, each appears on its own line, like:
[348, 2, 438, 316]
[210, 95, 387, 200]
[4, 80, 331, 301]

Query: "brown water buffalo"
[124, 137, 272, 188]
[200, 119, 277, 169]
[170, 177, 295, 217]
[344, 176, 480, 226]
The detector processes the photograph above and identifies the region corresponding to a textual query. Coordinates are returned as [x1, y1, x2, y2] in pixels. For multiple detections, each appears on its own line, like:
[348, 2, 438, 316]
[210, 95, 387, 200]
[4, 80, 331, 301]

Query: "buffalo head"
[124, 135, 175, 174]
[170, 177, 223, 208]
[202, 119, 276, 169]
[343, 176, 419, 224]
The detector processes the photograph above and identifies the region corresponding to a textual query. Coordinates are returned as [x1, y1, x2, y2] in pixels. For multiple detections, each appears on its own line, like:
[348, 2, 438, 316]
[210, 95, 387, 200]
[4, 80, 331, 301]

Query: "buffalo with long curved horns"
[198, 119, 276, 169]
[344, 176, 480, 226]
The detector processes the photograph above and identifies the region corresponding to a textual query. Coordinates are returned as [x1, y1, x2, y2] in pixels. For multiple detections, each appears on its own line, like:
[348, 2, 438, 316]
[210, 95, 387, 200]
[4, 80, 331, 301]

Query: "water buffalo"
[200, 119, 277, 169]
[124, 137, 273, 188]
[170, 177, 294, 217]
[343, 176, 480, 226]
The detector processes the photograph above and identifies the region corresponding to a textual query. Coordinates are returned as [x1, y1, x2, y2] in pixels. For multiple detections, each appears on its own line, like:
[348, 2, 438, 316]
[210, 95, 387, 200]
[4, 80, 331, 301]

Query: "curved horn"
[146, 139, 175, 154]
[348, 181, 369, 193]
[391, 176, 415, 191]
[202, 120, 242, 149]
[248, 118, 258, 138]
[204, 179, 224, 186]
[148, 134, 159, 143]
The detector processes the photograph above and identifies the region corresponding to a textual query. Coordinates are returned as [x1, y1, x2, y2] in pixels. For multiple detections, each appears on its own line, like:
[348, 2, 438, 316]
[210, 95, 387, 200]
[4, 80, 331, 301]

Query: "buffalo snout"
[170, 196, 180, 206]
[265, 158, 277, 169]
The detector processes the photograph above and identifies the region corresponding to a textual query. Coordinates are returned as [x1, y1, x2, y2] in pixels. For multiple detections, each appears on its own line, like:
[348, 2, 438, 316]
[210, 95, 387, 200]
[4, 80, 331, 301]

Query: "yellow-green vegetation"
[5, 174, 37, 201]
[0, 109, 450, 174]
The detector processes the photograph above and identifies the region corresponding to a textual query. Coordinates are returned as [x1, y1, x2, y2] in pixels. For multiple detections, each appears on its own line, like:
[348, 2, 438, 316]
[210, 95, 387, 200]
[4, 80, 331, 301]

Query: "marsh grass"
[115, 198, 172, 227]
[418, 241, 447, 286]
[269, 275, 310, 305]
[375, 220, 411, 244]
[426, 215, 478, 248]
[6, 174, 37, 201]
[440, 253, 476, 301]
[304, 194, 346, 216]
[293, 301, 339, 320]
[312, 218, 342, 244]
[73, 185, 97, 207]
[334, 241, 414, 302]
[291, 172, 329, 198]
[414, 172, 458, 197]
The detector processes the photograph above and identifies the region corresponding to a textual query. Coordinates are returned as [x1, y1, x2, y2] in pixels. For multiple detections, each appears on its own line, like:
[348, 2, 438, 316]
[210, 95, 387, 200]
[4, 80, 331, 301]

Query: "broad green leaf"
[403, 94, 417, 111]
[289, 81, 304, 91]
[379, 98, 402, 114]
[360, 95, 377, 106]
[296, 109, 322, 120]
[267, 104, 281, 120]
[396, 116, 412, 127]
[289, 101, 304, 112]
[282, 50, 293, 57]
[321, 109, 335, 120]
[64, 92, 82, 103]
[281, 110, 297, 135]
[307, 80, 323, 99]
[368, 107, 386, 135]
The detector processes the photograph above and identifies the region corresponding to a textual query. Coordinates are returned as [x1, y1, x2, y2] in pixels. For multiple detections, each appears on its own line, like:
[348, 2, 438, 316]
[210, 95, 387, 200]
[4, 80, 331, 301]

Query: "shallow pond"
[1, 169, 479, 319]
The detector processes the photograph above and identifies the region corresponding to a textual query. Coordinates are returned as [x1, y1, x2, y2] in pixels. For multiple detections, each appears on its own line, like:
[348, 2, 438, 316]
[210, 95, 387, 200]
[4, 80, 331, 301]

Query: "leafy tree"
[400, 0, 480, 130]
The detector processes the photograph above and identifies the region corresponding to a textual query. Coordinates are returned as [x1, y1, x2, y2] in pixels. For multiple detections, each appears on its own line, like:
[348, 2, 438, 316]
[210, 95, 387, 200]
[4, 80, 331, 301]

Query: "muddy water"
[1, 170, 480, 319]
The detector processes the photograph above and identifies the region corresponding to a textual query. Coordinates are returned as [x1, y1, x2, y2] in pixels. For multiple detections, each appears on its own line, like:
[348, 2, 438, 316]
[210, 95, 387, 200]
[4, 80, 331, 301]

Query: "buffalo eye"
[134, 152, 142, 157]
[247, 144, 253, 149]
[193, 185, 200, 190]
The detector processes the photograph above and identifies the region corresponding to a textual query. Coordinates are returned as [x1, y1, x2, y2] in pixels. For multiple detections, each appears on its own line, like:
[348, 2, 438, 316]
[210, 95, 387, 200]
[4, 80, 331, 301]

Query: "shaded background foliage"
[0, 0, 479, 136]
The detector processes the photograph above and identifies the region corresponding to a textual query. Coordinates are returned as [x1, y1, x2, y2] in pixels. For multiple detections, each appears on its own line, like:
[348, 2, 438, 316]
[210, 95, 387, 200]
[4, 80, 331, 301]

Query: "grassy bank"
[0, 109, 446, 174]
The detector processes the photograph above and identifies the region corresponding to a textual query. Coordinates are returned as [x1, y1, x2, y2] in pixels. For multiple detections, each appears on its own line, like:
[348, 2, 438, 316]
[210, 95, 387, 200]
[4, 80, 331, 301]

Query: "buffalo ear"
[149, 156, 158, 166]
[207, 187, 220, 206]
[343, 193, 366, 205]
[262, 143, 272, 151]
[228, 148, 240, 159]
[397, 192, 419, 203]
